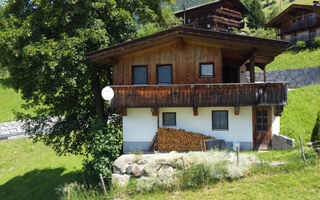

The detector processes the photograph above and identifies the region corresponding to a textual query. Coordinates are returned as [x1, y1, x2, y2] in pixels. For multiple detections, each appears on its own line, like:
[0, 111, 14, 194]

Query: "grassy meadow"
[0, 139, 84, 200]
[0, 78, 34, 123]
[266, 49, 320, 71]
[280, 85, 320, 142]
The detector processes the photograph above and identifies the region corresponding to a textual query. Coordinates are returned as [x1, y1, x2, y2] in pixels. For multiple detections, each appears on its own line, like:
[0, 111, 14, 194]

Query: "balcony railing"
[109, 82, 288, 108]
[216, 8, 243, 20]
[281, 20, 318, 34]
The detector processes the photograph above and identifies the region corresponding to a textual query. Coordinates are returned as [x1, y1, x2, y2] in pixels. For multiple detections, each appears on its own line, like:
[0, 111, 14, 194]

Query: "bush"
[314, 37, 320, 49]
[296, 41, 307, 51]
[83, 117, 123, 185]
[311, 112, 320, 151]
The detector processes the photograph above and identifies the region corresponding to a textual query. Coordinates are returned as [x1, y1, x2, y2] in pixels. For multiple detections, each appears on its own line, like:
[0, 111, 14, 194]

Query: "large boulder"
[113, 155, 134, 174]
[111, 174, 131, 186]
[127, 163, 145, 177]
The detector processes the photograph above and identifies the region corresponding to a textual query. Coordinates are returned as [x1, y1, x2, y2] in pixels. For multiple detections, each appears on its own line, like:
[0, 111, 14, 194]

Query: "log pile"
[153, 128, 215, 152]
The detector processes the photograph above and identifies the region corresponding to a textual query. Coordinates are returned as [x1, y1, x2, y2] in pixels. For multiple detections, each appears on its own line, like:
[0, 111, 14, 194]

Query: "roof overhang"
[174, 0, 249, 15]
[86, 26, 289, 67]
[266, 4, 320, 28]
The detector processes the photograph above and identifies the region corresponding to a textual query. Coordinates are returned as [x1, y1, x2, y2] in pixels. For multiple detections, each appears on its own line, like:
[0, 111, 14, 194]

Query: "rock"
[158, 165, 174, 176]
[137, 159, 147, 165]
[131, 164, 145, 177]
[113, 155, 134, 174]
[268, 161, 287, 167]
[112, 174, 131, 186]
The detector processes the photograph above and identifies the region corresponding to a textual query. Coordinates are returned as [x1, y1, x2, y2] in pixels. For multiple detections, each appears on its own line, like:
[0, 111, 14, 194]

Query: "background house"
[266, 3, 320, 44]
[87, 26, 289, 152]
[174, 0, 248, 32]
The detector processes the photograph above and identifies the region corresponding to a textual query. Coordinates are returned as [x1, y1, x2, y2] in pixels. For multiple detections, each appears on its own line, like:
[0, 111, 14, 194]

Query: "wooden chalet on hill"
[266, 3, 320, 43]
[174, 0, 248, 32]
[87, 26, 289, 152]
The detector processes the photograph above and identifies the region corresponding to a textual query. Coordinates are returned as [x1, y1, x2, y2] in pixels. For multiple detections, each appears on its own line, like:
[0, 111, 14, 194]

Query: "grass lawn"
[128, 166, 320, 200]
[0, 138, 84, 200]
[0, 78, 34, 123]
[263, 0, 313, 14]
[280, 85, 320, 142]
[266, 49, 320, 71]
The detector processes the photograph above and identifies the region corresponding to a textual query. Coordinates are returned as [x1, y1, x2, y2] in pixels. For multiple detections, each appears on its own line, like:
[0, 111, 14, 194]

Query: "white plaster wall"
[159, 107, 253, 143]
[123, 108, 157, 142]
[239, 65, 247, 83]
[271, 106, 281, 135]
[296, 31, 309, 41]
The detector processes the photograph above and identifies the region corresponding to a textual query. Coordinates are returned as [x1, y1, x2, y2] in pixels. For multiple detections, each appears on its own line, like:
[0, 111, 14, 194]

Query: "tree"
[0, 0, 174, 183]
[246, 0, 266, 29]
[311, 112, 320, 151]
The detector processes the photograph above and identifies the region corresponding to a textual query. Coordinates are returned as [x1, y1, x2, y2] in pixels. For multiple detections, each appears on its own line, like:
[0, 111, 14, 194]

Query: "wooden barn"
[174, 0, 248, 32]
[266, 3, 320, 43]
[87, 26, 289, 152]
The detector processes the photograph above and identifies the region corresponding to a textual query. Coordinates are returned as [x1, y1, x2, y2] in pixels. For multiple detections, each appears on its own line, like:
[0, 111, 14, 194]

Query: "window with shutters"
[200, 63, 214, 77]
[132, 66, 148, 85]
[163, 112, 176, 126]
[212, 111, 228, 130]
[157, 65, 172, 84]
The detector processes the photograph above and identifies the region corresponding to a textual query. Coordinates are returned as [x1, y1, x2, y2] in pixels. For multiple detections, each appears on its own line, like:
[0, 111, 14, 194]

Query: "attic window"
[200, 63, 214, 77]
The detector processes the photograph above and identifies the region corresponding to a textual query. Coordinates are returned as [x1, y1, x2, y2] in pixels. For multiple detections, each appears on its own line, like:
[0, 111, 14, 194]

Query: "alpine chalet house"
[265, 2, 320, 44]
[87, 25, 289, 152]
[174, 0, 248, 32]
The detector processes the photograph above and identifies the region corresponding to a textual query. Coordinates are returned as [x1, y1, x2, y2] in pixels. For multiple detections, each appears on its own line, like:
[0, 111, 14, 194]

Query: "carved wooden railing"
[109, 82, 288, 108]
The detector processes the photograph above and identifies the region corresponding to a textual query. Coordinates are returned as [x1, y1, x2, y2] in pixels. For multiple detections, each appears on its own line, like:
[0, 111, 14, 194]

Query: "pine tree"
[247, 0, 266, 29]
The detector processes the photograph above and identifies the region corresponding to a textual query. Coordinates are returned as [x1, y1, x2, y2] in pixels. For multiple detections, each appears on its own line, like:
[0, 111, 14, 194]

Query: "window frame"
[256, 109, 269, 132]
[156, 64, 173, 85]
[212, 110, 229, 131]
[200, 63, 215, 78]
[162, 112, 176, 127]
[132, 65, 148, 85]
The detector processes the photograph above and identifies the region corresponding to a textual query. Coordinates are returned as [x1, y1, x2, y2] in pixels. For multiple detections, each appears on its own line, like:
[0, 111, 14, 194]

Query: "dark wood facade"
[174, 0, 248, 32]
[87, 26, 289, 110]
[266, 4, 320, 43]
[109, 82, 288, 108]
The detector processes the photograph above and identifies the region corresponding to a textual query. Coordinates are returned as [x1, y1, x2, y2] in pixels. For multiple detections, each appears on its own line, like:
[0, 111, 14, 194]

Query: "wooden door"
[252, 107, 272, 150]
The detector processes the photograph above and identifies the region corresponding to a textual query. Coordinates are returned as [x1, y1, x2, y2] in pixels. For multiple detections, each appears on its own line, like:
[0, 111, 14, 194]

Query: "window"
[163, 112, 176, 126]
[157, 65, 172, 84]
[200, 63, 214, 77]
[256, 109, 268, 131]
[133, 66, 148, 85]
[212, 111, 228, 130]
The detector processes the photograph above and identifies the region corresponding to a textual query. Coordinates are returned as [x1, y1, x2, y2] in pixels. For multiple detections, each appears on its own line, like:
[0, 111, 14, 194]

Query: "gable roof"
[86, 26, 289, 67]
[266, 4, 320, 28]
[174, 0, 249, 15]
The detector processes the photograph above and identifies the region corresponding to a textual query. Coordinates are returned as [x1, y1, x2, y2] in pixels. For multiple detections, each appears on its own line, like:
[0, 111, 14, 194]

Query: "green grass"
[0, 78, 34, 123]
[263, 0, 313, 15]
[280, 85, 320, 142]
[0, 138, 84, 200]
[266, 49, 320, 71]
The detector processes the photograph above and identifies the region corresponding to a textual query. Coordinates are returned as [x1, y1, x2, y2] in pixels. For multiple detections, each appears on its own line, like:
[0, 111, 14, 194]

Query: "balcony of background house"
[216, 7, 244, 20]
[281, 16, 318, 34]
[109, 82, 288, 109]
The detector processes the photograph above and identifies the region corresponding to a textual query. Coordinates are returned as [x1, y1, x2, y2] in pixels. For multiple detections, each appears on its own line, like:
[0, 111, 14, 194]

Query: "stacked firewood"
[153, 128, 214, 152]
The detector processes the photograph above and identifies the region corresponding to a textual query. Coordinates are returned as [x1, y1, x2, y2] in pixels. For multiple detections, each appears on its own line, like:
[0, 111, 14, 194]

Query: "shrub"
[296, 41, 307, 51]
[314, 37, 320, 49]
[311, 112, 320, 151]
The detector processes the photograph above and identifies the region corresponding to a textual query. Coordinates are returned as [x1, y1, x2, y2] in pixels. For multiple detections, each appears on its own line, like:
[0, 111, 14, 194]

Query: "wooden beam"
[240, 48, 257, 67]
[119, 108, 127, 116]
[151, 108, 159, 116]
[176, 37, 185, 49]
[105, 58, 119, 65]
[234, 105, 240, 115]
[274, 106, 284, 116]
[193, 107, 198, 116]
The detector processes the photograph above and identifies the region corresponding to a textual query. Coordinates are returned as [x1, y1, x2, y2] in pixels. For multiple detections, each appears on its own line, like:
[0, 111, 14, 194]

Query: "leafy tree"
[267, 5, 280, 23]
[0, 0, 174, 183]
[246, 0, 266, 29]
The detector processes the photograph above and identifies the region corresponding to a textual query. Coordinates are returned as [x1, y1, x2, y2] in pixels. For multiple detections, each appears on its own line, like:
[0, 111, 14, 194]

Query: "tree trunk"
[90, 66, 107, 124]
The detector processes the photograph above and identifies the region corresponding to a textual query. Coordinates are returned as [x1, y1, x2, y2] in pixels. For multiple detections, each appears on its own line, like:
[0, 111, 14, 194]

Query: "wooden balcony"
[109, 82, 288, 108]
[216, 8, 243, 20]
[281, 20, 319, 34]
